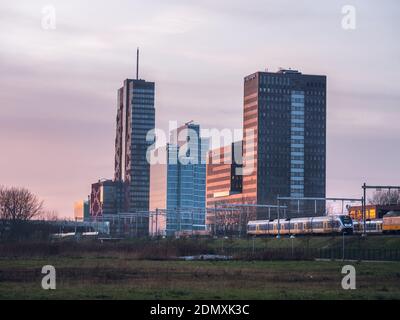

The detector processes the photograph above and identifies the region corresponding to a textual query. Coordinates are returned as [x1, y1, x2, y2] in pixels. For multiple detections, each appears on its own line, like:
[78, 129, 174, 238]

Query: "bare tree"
[0, 186, 44, 221]
[37, 209, 59, 221]
[369, 190, 400, 206]
[326, 203, 335, 215]
[210, 206, 256, 237]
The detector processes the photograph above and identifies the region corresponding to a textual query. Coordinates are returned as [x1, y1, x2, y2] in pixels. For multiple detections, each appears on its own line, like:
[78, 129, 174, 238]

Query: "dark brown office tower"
[243, 69, 326, 218]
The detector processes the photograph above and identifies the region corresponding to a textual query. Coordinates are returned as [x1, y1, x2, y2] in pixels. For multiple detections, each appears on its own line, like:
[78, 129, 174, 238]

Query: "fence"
[214, 247, 400, 261]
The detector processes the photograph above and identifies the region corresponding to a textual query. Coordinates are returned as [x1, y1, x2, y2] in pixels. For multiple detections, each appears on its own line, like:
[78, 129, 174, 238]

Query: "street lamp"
[277, 195, 281, 239]
[290, 234, 295, 257]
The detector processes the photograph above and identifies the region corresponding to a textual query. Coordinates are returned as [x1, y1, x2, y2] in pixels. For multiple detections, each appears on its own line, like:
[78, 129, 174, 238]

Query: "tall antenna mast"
[136, 47, 139, 80]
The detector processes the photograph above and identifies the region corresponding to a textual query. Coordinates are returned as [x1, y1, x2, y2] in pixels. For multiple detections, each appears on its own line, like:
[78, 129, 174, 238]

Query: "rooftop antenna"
[136, 47, 139, 80]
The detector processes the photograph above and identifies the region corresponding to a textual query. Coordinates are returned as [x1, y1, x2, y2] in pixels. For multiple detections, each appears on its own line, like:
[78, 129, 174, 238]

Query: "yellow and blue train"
[247, 211, 400, 236]
[382, 210, 400, 233]
[247, 215, 353, 236]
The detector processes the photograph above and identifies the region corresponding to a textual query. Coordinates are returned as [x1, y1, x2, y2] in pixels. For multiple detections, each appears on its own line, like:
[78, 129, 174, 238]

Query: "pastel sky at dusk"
[0, 0, 399, 218]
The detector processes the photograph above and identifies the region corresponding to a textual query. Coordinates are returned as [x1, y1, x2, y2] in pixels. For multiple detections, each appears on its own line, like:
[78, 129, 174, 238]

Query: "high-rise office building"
[114, 78, 155, 212]
[206, 68, 326, 226]
[149, 122, 209, 236]
[166, 122, 208, 235]
[243, 69, 326, 217]
[84, 52, 154, 237]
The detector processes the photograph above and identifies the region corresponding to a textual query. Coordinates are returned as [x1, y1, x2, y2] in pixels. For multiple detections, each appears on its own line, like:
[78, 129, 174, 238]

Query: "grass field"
[2, 235, 399, 258]
[1, 257, 399, 299]
[1, 237, 399, 299]
[209, 235, 400, 250]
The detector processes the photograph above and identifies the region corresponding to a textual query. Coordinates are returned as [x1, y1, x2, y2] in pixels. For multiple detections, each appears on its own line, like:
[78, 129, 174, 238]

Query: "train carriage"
[247, 215, 353, 237]
[353, 219, 383, 234]
[383, 211, 400, 234]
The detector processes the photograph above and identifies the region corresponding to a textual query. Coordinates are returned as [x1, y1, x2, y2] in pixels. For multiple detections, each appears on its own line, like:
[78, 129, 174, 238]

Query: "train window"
[334, 221, 340, 228]
[340, 215, 353, 225]
[384, 211, 400, 217]
[312, 222, 323, 229]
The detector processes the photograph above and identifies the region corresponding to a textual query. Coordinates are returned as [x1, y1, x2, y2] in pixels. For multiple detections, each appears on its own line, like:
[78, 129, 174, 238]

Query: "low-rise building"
[74, 199, 90, 221]
[90, 179, 124, 217]
[349, 204, 400, 221]
[206, 141, 252, 235]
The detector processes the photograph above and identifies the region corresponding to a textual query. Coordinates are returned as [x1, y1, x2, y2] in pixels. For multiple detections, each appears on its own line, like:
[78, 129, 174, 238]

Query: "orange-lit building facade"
[74, 200, 89, 221]
[349, 204, 400, 221]
[242, 70, 327, 217]
[149, 146, 167, 236]
[207, 69, 327, 225]
[206, 141, 243, 206]
[206, 141, 248, 235]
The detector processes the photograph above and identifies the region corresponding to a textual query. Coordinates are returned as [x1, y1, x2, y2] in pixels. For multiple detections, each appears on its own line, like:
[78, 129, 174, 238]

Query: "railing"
[214, 247, 400, 261]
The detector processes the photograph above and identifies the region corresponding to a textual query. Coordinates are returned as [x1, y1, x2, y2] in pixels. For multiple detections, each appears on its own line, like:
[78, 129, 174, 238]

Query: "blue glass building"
[166, 122, 208, 235]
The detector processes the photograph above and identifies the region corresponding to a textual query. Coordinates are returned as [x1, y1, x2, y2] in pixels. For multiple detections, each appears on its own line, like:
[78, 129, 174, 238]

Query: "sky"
[0, 0, 399, 218]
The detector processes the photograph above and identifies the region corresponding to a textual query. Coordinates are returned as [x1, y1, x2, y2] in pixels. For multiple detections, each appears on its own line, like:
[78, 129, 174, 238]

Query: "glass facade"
[114, 79, 155, 213]
[243, 69, 326, 217]
[166, 123, 208, 235]
[290, 91, 305, 198]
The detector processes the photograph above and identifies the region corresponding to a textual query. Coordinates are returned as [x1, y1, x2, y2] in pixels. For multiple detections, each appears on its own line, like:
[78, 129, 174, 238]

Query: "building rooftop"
[276, 68, 301, 74]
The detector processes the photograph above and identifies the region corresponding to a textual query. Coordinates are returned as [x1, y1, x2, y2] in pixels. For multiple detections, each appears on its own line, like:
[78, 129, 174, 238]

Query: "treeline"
[0, 238, 213, 258]
[0, 220, 57, 241]
[0, 186, 51, 241]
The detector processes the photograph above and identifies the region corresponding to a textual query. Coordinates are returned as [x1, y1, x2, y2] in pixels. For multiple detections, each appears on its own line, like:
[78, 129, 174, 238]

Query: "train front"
[339, 215, 354, 234]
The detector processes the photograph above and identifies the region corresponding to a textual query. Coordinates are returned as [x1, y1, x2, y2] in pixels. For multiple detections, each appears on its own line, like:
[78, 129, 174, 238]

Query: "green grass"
[1, 236, 399, 300]
[2, 236, 399, 259]
[209, 235, 400, 250]
[1, 257, 399, 300]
